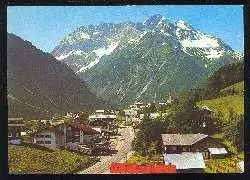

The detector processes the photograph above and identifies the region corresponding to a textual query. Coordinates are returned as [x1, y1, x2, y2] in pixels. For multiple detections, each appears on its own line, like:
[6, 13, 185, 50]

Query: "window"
[67, 132, 73, 136]
[36, 141, 44, 144]
[45, 135, 51, 138]
[39, 135, 45, 138]
[45, 141, 51, 144]
[171, 146, 177, 151]
[8, 132, 12, 137]
[74, 132, 80, 136]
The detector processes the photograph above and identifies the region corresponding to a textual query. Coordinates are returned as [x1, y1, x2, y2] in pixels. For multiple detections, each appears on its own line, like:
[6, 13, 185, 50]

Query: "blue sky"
[7, 5, 243, 53]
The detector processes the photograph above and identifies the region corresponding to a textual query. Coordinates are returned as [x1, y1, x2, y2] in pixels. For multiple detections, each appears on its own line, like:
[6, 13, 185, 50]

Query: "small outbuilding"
[208, 148, 228, 159]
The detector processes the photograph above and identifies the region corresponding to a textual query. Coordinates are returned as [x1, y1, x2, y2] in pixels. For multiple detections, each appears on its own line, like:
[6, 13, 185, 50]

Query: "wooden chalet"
[161, 133, 227, 159]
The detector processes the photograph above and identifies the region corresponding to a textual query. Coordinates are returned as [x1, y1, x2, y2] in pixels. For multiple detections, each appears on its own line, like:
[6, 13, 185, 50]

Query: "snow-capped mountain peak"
[175, 20, 192, 30]
[143, 14, 165, 28]
[52, 14, 242, 74]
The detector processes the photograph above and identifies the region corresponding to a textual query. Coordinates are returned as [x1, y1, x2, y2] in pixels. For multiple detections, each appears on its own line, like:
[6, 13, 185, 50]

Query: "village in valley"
[7, 6, 244, 175]
[8, 94, 244, 174]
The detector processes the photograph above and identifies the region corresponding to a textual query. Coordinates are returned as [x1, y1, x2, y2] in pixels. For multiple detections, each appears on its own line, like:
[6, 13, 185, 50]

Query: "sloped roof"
[69, 122, 100, 135]
[161, 133, 208, 146]
[163, 152, 205, 169]
[96, 110, 105, 113]
[8, 118, 24, 121]
[200, 106, 212, 112]
[89, 114, 116, 119]
[208, 148, 227, 155]
[31, 126, 64, 136]
[124, 109, 137, 115]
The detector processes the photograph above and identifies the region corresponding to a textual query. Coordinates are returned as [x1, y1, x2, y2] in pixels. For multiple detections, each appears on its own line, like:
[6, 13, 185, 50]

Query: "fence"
[110, 163, 176, 174]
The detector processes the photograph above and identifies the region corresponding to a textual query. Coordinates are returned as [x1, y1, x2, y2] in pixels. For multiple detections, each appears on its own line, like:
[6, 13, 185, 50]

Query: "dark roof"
[69, 122, 100, 135]
[8, 118, 24, 121]
[31, 126, 64, 136]
[89, 119, 109, 126]
[161, 134, 208, 146]
[71, 111, 89, 115]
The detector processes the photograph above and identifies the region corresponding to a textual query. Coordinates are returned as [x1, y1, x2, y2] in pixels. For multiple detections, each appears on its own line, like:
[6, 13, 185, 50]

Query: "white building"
[89, 114, 117, 124]
[208, 148, 228, 159]
[33, 122, 100, 149]
[124, 109, 138, 123]
[150, 112, 160, 119]
[139, 114, 144, 120]
[96, 110, 105, 114]
[33, 127, 63, 149]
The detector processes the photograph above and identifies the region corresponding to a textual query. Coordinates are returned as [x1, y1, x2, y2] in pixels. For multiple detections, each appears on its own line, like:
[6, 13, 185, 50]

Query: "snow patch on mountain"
[76, 41, 120, 73]
[176, 20, 191, 30]
[55, 50, 74, 60]
[55, 50, 87, 60]
[160, 30, 171, 37]
[76, 59, 100, 73]
[74, 50, 87, 55]
[93, 41, 119, 58]
[232, 51, 243, 59]
[157, 17, 166, 26]
[128, 38, 138, 44]
[206, 49, 224, 59]
[80, 32, 91, 39]
[180, 34, 219, 48]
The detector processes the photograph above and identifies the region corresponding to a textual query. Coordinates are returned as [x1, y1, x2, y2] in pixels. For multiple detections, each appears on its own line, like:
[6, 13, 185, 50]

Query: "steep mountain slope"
[52, 14, 243, 107]
[7, 33, 105, 119]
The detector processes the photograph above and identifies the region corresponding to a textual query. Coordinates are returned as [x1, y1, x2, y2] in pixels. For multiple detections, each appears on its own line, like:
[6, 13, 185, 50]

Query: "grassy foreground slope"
[197, 81, 244, 120]
[219, 81, 244, 96]
[8, 145, 93, 174]
[197, 95, 243, 120]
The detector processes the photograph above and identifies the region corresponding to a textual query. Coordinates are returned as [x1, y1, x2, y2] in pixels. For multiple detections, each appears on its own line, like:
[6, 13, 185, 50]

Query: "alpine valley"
[51, 14, 243, 107]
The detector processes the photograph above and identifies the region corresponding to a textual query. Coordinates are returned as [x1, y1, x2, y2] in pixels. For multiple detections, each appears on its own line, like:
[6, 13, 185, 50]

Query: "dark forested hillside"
[204, 61, 244, 99]
[7, 33, 106, 119]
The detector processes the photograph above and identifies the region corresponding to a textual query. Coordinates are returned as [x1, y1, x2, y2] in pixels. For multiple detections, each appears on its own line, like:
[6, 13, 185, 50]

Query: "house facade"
[88, 119, 118, 137]
[8, 118, 25, 143]
[124, 109, 138, 123]
[33, 127, 62, 149]
[89, 114, 117, 124]
[32, 122, 101, 149]
[65, 122, 101, 143]
[65, 111, 89, 119]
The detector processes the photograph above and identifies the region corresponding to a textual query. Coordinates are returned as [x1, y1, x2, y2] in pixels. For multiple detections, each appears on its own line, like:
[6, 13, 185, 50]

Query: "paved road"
[77, 126, 134, 174]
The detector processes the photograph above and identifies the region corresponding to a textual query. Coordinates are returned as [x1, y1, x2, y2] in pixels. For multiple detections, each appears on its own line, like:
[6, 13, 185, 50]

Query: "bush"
[205, 157, 239, 173]
[222, 140, 238, 155]
[20, 142, 54, 152]
[127, 154, 148, 165]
